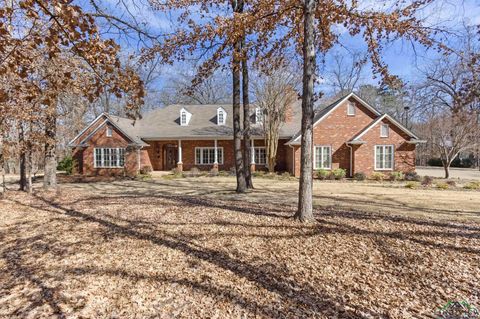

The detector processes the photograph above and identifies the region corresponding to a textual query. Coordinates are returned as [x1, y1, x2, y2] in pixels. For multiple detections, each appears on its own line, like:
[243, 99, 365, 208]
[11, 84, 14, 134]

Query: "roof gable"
[287, 92, 381, 144]
[351, 113, 419, 142]
[68, 113, 146, 147]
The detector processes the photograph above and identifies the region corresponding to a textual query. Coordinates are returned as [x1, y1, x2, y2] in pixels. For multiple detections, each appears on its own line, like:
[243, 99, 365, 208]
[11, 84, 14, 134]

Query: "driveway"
[416, 166, 480, 180]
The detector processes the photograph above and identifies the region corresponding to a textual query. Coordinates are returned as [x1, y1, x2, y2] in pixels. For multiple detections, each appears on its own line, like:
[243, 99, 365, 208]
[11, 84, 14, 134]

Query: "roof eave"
[347, 140, 366, 145]
[406, 139, 427, 144]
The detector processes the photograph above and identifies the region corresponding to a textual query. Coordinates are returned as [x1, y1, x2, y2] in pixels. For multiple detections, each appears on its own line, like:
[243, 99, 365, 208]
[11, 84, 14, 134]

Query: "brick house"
[68, 92, 424, 177]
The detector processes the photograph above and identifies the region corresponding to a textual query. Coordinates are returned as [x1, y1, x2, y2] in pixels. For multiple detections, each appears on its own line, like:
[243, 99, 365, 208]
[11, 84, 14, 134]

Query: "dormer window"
[217, 107, 226, 125]
[106, 126, 112, 137]
[180, 108, 191, 126]
[347, 101, 355, 116]
[255, 108, 263, 124]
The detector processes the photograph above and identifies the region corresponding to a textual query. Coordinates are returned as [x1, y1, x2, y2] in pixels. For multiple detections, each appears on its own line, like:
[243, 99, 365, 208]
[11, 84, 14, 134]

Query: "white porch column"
[177, 140, 182, 164]
[251, 139, 255, 164]
[214, 139, 218, 164]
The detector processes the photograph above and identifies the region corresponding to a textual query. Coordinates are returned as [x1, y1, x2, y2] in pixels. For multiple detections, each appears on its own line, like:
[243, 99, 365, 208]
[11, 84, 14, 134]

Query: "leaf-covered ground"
[1, 179, 479, 318]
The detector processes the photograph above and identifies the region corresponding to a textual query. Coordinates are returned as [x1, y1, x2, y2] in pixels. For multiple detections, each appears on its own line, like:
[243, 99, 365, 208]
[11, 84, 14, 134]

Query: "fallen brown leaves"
[0, 181, 479, 318]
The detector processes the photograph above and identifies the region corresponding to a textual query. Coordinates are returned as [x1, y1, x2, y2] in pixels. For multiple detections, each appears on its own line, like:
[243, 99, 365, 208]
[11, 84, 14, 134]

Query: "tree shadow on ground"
[3, 194, 377, 318]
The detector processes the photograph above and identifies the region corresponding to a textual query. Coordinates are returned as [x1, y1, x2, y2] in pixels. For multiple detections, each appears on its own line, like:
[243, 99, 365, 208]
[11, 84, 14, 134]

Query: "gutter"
[406, 139, 427, 144]
[347, 144, 354, 178]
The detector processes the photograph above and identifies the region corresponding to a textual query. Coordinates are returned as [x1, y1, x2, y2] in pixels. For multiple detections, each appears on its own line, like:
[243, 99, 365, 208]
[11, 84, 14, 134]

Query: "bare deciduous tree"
[327, 51, 366, 95]
[254, 67, 300, 172]
[430, 111, 480, 178]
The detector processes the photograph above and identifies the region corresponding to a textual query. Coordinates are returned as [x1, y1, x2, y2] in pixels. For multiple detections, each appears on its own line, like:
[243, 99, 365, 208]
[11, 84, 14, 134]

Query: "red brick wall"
[289, 98, 416, 177]
[353, 118, 415, 175]
[72, 123, 139, 176]
[139, 139, 292, 173]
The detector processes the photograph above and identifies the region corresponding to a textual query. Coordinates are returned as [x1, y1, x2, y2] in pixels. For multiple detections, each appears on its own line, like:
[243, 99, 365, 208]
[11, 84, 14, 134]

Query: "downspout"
[289, 144, 295, 177]
[137, 147, 142, 173]
[347, 143, 353, 178]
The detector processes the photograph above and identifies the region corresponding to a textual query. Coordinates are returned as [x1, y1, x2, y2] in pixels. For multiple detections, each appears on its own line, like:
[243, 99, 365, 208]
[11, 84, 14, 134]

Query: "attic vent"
[217, 107, 226, 125]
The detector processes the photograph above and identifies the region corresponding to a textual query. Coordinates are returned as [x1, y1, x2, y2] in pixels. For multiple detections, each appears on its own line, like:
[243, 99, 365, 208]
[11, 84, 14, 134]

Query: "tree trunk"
[443, 162, 450, 179]
[0, 147, 4, 197]
[27, 144, 33, 194]
[295, 0, 316, 222]
[242, 42, 253, 189]
[19, 124, 27, 191]
[232, 0, 247, 193]
[43, 107, 57, 190]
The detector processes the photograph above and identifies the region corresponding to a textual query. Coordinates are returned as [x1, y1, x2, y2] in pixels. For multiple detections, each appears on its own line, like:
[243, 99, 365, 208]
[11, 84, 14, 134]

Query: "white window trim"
[313, 145, 332, 170]
[180, 108, 192, 126]
[374, 145, 394, 171]
[255, 108, 263, 124]
[180, 111, 187, 126]
[253, 146, 266, 165]
[106, 126, 112, 137]
[93, 148, 126, 168]
[195, 147, 224, 165]
[380, 124, 389, 138]
[217, 108, 226, 125]
[347, 102, 356, 116]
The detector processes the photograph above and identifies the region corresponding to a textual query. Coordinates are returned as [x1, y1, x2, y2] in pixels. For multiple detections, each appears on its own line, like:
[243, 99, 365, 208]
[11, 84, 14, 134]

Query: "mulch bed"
[1, 189, 479, 318]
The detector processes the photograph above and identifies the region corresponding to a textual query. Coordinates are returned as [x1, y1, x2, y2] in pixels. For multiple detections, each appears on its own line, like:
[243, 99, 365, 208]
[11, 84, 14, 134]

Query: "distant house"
[68, 92, 424, 177]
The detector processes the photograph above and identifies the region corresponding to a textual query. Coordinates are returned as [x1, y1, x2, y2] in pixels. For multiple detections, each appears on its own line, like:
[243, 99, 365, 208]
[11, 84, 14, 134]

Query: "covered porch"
[142, 139, 282, 173]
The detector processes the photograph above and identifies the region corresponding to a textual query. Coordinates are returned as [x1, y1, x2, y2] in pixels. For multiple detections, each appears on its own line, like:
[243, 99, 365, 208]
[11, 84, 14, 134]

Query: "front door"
[164, 145, 177, 170]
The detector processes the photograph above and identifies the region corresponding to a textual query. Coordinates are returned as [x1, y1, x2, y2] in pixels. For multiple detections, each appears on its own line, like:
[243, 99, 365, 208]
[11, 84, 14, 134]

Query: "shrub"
[390, 171, 405, 181]
[353, 172, 366, 181]
[405, 181, 418, 189]
[370, 172, 385, 181]
[464, 181, 480, 190]
[57, 155, 75, 175]
[436, 182, 449, 190]
[315, 169, 330, 180]
[421, 175, 434, 187]
[252, 170, 265, 177]
[427, 158, 443, 167]
[139, 165, 152, 175]
[218, 170, 230, 177]
[186, 167, 202, 177]
[404, 171, 421, 182]
[209, 168, 219, 177]
[438, 300, 479, 318]
[331, 168, 347, 180]
[446, 180, 456, 187]
[280, 172, 291, 179]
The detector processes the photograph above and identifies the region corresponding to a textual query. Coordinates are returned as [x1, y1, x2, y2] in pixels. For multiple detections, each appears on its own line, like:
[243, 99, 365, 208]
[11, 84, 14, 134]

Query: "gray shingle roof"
[111, 102, 304, 142]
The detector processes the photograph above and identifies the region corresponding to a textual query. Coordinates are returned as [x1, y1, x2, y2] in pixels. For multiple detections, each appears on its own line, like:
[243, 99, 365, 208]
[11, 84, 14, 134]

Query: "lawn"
[1, 177, 479, 318]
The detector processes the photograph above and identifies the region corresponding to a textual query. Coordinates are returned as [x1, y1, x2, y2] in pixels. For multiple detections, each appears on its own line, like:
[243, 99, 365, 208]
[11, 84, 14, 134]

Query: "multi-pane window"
[380, 124, 389, 137]
[314, 146, 331, 169]
[94, 148, 125, 168]
[255, 108, 263, 123]
[195, 147, 223, 165]
[181, 111, 187, 125]
[347, 102, 355, 116]
[375, 145, 394, 170]
[218, 110, 225, 125]
[106, 126, 112, 137]
[254, 147, 266, 165]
